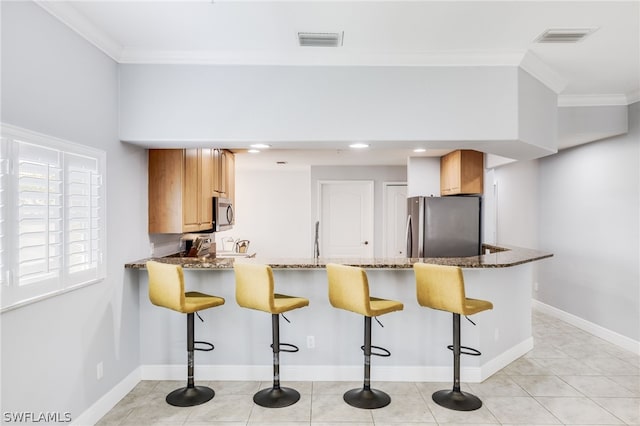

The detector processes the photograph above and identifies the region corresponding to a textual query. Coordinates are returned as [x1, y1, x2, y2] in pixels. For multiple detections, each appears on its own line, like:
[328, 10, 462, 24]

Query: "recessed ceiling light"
[413, 148, 427, 153]
[247, 149, 260, 154]
[349, 143, 369, 149]
[250, 143, 271, 149]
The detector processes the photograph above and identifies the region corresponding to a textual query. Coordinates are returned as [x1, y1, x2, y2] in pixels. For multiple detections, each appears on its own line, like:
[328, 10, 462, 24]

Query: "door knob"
[363, 241, 369, 245]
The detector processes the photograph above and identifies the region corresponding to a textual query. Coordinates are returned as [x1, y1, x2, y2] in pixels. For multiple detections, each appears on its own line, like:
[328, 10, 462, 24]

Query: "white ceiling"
[36, 0, 640, 166]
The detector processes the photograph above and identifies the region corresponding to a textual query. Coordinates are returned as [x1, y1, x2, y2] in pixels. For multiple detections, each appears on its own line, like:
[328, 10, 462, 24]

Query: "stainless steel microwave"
[213, 197, 234, 231]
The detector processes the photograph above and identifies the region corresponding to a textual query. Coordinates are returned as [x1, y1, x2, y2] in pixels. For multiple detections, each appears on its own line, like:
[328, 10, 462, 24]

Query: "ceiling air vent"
[298, 32, 343, 47]
[534, 28, 597, 43]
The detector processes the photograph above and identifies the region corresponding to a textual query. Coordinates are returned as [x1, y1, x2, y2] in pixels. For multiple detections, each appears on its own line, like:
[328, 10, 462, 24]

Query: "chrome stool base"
[344, 387, 391, 409]
[166, 386, 214, 407]
[432, 389, 482, 411]
[253, 386, 300, 408]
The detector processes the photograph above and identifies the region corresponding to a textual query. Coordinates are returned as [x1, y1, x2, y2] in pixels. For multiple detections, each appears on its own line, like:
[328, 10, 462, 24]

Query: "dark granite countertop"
[125, 244, 552, 270]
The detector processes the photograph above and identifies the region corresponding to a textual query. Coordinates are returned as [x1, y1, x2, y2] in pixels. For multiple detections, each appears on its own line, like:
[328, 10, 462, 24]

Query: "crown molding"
[558, 94, 631, 107]
[118, 48, 525, 67]
[627, 90, 640, 105]
[519, 51, 567, 94]
[35, 1, 122, 62]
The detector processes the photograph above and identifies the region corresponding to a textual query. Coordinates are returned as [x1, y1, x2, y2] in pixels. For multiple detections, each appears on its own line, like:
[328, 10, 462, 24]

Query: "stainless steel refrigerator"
[406, 196, 481, 258]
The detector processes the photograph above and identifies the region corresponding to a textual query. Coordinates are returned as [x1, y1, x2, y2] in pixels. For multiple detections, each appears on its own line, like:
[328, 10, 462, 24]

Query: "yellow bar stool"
[233, 262, 309, 408]
[326, 263, 404, 409]
[146, 261, 225, 407]
[413, 263, 493, 411]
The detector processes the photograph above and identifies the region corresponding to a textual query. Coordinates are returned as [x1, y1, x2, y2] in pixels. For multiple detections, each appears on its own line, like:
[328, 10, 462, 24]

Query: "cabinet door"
[212, 148, 222, 194]
[225, 151, 235, 204]
[440, 154, 449, 194]
[219, 149, 228, 197]
[460, 150, 484, 194]
[440, 151, 461, 195]
[199, 148, 213, 229]
[182, 148, 201, 232]
[148, 149, 183, 234]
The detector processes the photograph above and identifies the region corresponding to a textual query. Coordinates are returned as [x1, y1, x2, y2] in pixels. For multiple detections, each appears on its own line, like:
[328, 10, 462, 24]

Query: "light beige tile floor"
[97, 310, 640, 425]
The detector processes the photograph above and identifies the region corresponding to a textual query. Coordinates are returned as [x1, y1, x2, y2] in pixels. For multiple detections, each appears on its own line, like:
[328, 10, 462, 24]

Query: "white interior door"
[383, 183, 408, 258]
[319, 181, 374, 258]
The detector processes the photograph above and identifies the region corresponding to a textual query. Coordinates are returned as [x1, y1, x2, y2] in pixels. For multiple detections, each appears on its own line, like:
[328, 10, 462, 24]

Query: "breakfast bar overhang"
[125, 245, 552, 383]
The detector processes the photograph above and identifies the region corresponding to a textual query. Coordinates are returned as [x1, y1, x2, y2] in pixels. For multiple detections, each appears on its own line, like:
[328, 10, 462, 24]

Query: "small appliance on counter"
[235, 239, 250, 253]
[215, 238, 253, 258]
[220, 236, 235, 252]
[186, 236, 214, 258]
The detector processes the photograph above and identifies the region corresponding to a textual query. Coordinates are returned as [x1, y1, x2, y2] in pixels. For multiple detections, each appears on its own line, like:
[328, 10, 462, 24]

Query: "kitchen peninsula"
[125, 245, 552, 383]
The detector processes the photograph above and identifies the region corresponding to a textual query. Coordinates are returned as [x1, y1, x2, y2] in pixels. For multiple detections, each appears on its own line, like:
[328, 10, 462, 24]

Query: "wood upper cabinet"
[440, 149, 484, 196]
[225, 150, 235, 203]
[148, 148, 214, 234]
[212, 149, 235, 201]
[200, 148, 213, 226]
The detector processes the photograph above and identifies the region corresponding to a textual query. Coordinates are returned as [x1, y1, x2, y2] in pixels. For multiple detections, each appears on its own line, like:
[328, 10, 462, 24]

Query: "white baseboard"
[140, 342, 530, 384]
[533, 299, 640, 355]
[480, 337, 534, 381]
[141, 364, 461, 383]
[71, 367, 141, 426]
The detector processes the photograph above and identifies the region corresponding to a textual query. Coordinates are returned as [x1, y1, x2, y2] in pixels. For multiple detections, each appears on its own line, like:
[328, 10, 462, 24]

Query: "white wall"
[216, 166, 312, 258]
[118, 64, 555, 160]
[537, 102, 639, 341]
[518, 69, 558, 155]
[1, 1, 148, 419]
[310, 166, 407, 258]
[558, 104, 628, 149]
[119, 65, 517, 143]
[493, 159, 540, 249]
[407, 156, 440, 197]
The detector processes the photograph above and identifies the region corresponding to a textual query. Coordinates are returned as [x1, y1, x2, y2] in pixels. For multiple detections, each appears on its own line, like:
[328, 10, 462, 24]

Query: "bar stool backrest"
[234, 263, 275, 313]
[146, 261, 186, 313]
[327, 263, 371, 316]
[414, 263, 467, 314]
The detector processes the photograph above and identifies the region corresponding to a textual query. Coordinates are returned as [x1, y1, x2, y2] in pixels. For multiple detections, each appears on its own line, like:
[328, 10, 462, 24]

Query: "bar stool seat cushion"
[462, 298, 494, 316]
[414, 263, 492, 316]
[327, 263, 403, 317]
[235, 263, 309, 314]
[273, 294, 310, 314]
[369, 297, 405, 317]
[184, 291, 226, 314]
[147, 261, 225, 314]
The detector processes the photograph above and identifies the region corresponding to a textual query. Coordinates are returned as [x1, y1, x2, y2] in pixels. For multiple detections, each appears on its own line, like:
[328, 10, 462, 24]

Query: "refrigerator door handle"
[418, 197, 425, 258]
[405, 215, 412, 258]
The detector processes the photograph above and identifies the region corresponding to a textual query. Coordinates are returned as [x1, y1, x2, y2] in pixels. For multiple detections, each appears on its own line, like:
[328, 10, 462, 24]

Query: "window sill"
[0, 278, 104, 314]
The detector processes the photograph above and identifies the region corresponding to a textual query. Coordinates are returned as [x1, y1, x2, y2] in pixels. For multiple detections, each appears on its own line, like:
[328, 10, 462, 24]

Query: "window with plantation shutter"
[0, 139, 7, 290]
[1, 124, 106, 311]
